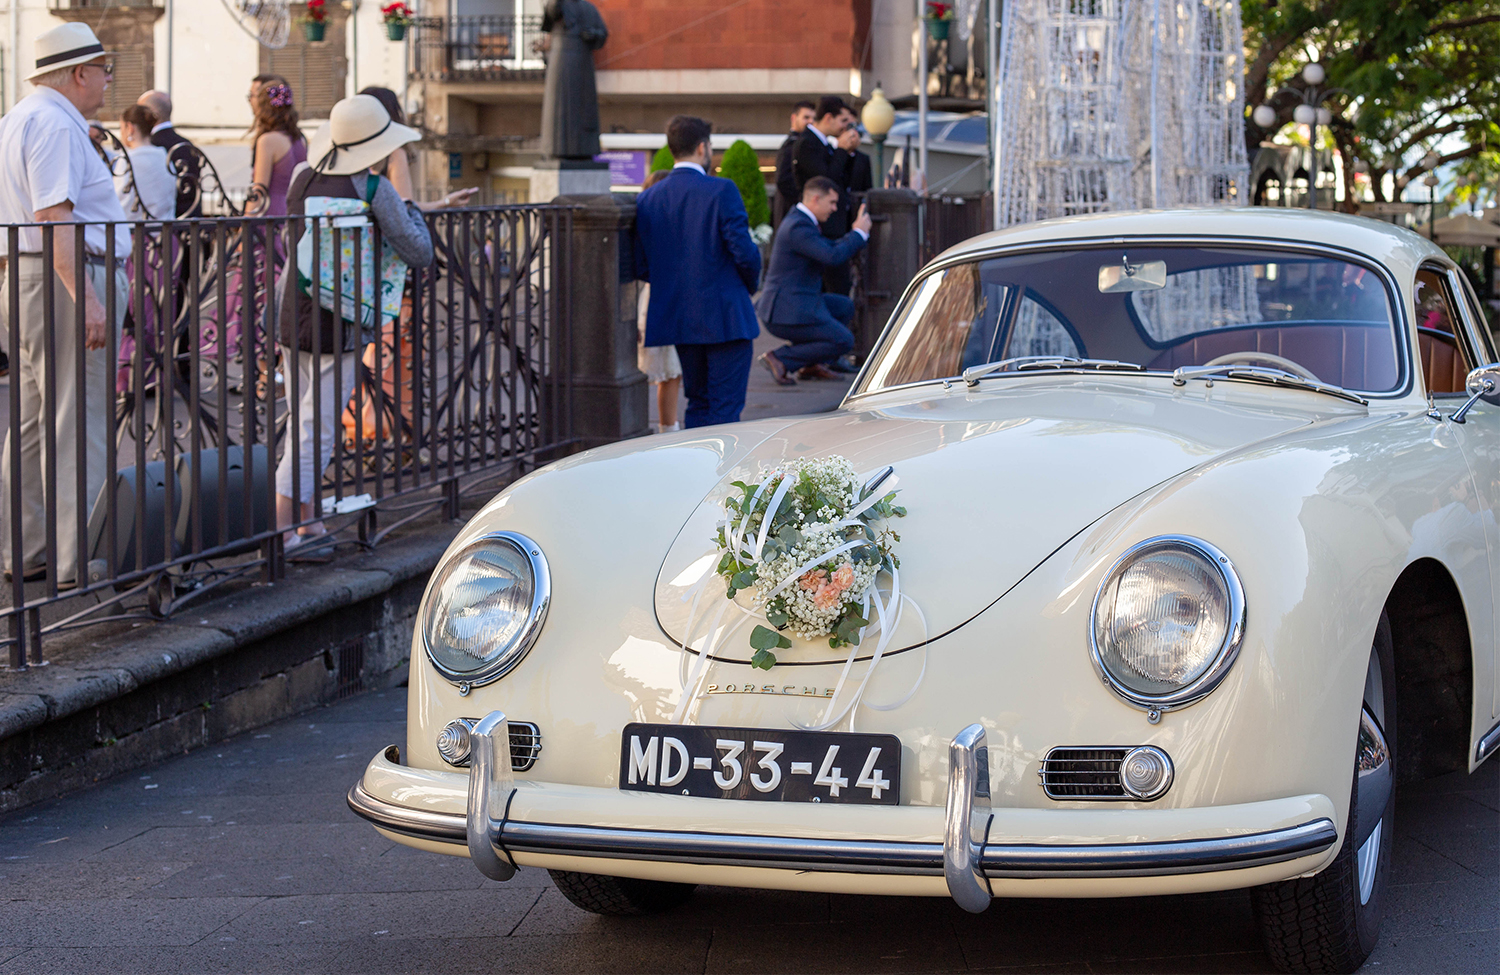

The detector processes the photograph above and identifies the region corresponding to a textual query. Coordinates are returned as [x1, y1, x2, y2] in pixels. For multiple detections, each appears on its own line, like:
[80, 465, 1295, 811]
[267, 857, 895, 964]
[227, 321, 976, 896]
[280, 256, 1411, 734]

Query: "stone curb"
[0, 525, 459, 789]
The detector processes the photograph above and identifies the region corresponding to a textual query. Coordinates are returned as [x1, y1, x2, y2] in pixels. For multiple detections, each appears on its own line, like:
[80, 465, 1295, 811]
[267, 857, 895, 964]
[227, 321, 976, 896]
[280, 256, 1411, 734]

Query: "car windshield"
[857, 244, 1403, 395]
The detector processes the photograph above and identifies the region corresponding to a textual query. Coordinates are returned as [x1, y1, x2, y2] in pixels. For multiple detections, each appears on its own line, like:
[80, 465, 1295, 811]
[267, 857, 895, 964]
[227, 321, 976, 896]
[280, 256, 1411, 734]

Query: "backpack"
[293, 173, 407, 337]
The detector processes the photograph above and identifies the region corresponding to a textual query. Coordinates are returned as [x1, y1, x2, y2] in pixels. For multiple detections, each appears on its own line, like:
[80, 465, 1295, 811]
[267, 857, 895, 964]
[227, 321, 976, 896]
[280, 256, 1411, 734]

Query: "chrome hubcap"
[1357, 818, 1382, 904]
[1354, 650, 1390, 906]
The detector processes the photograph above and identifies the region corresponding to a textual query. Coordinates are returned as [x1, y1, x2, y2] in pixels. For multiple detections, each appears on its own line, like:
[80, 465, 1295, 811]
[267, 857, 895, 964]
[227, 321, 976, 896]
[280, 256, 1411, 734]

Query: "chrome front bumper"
[347, 714, 1338, 912]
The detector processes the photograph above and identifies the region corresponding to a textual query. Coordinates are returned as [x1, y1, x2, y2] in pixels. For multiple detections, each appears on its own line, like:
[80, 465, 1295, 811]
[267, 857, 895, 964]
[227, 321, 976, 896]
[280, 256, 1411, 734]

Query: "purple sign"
[594, 150, 649, 186]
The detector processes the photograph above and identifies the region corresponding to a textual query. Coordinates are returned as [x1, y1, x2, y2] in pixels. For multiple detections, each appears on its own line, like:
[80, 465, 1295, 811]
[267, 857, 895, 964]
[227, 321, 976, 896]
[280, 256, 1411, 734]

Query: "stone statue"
[538, 0, 609, 160]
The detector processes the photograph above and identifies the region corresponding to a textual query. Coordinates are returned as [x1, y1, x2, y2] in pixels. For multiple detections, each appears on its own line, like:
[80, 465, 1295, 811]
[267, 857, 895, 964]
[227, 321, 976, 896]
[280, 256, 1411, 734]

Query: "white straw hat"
[306, 95, 421, 177]
[28, 22, 110, 81]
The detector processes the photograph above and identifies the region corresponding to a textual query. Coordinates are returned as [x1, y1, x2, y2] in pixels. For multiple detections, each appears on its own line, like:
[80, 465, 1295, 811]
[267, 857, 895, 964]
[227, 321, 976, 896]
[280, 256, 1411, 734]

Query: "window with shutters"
[261, 4, 349, 119]
[103, 50, 150, 119]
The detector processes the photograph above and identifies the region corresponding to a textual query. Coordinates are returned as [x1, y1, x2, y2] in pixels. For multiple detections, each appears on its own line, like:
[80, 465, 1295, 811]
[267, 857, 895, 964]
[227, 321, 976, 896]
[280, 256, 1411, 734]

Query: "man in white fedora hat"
[0, 21, 129, 586]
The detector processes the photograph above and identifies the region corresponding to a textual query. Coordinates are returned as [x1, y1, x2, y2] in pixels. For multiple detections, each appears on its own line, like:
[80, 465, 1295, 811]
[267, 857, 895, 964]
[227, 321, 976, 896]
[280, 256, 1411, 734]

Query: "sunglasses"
[82, 60, 115, 77]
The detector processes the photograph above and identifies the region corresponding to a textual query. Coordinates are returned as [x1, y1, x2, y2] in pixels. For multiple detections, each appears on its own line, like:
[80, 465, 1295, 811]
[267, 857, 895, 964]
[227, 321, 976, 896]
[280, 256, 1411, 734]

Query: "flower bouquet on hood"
[714, 456, 905, 670]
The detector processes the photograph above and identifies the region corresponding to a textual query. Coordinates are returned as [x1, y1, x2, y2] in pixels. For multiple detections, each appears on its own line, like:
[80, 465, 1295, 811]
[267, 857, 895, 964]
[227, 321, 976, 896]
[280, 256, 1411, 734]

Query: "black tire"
[1253, 612, 1397, 973]
[547, 869, 697, 916]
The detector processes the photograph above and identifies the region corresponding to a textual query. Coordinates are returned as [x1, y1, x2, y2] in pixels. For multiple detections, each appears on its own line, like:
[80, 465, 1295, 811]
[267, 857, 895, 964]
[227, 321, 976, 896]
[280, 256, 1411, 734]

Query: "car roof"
[940, 208, 1450, 279]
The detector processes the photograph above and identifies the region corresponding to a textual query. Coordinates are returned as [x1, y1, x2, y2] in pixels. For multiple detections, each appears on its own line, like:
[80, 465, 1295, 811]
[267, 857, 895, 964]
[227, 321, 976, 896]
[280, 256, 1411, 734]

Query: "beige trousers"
[0, 257, 127, 580]
[275, 345, 358, 505]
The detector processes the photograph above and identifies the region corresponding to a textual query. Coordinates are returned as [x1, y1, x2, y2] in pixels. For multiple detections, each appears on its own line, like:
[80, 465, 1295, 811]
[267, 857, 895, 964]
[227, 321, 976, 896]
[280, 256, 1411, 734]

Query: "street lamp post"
[862, 86, 895, 187]
[1421, 151, 1441, 239]
[1426, 175, 1440, 239]
[1252, 63, 1349, 210]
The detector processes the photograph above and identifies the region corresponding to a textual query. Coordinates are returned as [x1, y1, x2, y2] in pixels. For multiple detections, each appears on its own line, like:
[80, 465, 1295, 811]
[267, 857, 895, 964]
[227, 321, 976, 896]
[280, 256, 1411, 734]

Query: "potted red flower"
[382, 2, 413, 42]
[301, 0, 328, 43]
[925, 1, 954, 41]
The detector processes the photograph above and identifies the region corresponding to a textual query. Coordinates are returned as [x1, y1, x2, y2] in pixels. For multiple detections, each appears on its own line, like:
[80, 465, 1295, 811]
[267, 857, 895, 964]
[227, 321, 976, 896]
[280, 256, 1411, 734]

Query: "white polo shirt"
[0, 85, 129, 257]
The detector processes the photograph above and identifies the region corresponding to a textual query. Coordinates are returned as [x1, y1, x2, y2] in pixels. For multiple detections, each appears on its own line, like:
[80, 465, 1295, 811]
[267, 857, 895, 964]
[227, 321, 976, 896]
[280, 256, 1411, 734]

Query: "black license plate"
[619, 722, 900, 805]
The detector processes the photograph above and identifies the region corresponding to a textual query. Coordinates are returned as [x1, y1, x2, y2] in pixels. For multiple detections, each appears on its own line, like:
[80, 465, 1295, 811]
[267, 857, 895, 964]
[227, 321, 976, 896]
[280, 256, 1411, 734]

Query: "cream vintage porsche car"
[350, 209, 1500, 973]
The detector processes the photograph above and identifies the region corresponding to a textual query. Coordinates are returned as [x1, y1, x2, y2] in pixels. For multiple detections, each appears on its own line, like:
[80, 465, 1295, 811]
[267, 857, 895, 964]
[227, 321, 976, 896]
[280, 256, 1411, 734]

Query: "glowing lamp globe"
[862, 88, 895, 138]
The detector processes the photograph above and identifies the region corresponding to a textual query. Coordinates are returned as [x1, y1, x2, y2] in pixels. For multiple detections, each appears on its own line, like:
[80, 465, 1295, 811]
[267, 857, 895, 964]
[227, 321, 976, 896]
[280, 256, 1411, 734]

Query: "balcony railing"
[410, 15, 547, 82]
[49, 1, 162, 8]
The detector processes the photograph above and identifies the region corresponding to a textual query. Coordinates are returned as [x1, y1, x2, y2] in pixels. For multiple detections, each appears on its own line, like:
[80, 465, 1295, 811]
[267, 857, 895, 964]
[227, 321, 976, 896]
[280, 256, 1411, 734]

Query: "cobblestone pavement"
[0, 690, 1493, 974]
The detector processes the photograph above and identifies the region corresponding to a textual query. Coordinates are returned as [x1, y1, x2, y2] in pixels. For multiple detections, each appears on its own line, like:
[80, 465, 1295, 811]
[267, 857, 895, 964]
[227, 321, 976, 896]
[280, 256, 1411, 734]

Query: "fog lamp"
[1120, 745, 1174, 800]
[436, 718, 474, 767]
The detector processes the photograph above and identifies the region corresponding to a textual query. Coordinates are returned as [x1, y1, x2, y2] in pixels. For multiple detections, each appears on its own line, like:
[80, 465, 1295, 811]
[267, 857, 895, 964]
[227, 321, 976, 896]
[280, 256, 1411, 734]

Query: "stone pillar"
[529, 160, 612, 202]
[549, 193, 649, 452]
[856, 189, 924, 358]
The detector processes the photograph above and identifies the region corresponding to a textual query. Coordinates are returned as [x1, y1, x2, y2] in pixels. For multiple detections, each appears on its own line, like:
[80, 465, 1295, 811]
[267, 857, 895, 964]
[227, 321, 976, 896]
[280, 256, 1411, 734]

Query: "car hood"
[654, 378, 1348, 662]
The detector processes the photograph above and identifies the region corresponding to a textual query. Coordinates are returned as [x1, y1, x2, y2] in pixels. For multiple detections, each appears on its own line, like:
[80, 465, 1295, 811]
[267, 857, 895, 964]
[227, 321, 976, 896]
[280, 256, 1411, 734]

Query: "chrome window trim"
[347, 778, 1335, 879]
[421, 530, 551, 690]
[1450, 269, 1499, 364]
[1439, 263, 1496, 382]
[1088, 534, 1247, 717]
[845, 235, 1414, 405]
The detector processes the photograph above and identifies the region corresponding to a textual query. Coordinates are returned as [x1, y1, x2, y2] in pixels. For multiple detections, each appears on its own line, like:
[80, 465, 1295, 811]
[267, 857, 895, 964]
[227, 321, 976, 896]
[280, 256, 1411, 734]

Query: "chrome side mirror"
[1450, 363, 1500, 424]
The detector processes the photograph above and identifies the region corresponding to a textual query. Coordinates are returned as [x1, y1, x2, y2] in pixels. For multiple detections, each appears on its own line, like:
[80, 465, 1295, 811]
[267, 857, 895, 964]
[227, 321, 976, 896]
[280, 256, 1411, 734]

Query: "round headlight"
[1089, 536, 1244, 715]
[422, 531, 550, 690]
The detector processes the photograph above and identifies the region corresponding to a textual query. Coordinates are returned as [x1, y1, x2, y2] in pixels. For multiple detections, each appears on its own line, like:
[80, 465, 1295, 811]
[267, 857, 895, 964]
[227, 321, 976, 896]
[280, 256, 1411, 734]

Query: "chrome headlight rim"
[1088, 534, 1245, 715]
[422, 530, 551, 690]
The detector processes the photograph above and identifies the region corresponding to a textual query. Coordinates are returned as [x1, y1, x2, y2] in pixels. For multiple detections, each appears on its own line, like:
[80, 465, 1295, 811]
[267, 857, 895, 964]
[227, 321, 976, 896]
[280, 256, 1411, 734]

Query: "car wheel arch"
[1382, 557, 1473, 781]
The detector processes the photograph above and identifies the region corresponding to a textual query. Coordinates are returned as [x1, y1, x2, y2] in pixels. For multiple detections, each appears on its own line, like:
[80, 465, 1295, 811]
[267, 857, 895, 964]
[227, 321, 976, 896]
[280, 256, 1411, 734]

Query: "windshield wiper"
[1171, 365, 1368, 406]
[960, 356, 1145, 387]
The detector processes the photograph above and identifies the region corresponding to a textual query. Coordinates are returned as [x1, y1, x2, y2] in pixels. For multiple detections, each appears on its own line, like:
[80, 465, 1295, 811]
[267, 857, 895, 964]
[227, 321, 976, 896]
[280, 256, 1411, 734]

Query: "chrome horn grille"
[1039, 746, 1129, 799]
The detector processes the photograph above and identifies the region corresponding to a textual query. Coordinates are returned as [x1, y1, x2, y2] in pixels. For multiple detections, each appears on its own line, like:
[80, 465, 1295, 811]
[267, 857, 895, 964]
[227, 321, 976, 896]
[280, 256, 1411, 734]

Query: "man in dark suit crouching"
[755, 176, 872, 384]
[634, 115, 762, 427]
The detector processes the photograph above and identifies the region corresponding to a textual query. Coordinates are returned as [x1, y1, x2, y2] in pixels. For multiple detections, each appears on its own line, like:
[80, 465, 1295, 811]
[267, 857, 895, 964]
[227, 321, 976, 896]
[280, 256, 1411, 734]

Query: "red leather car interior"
[1147, 324, 1400, 391]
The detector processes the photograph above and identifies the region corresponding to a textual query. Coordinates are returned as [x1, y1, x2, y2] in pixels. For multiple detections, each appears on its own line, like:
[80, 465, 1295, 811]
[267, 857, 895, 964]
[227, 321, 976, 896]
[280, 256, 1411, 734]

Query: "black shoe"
[3, 566, 46, 583]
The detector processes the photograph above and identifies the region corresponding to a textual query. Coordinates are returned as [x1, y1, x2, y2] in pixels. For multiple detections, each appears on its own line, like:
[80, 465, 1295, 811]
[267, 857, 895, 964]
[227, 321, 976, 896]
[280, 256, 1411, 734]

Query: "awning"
[1431, 213, 1500, 247]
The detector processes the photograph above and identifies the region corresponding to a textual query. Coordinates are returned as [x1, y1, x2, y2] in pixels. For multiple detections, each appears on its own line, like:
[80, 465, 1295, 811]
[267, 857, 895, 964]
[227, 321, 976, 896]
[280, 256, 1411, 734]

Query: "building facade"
[0, 1, 948, 204]
[1, 1, 408, 194]
[408, 0, 929, 202]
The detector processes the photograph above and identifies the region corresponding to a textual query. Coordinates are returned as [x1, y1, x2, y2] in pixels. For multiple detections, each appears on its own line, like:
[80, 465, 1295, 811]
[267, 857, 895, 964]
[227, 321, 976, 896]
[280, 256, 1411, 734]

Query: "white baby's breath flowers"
[714, 456, 903, 664]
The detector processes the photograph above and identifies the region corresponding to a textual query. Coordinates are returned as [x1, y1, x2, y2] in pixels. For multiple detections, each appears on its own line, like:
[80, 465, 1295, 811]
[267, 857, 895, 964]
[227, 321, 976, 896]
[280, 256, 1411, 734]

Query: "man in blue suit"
[634, 115, 762, 428]
[754, 175, 872, 384]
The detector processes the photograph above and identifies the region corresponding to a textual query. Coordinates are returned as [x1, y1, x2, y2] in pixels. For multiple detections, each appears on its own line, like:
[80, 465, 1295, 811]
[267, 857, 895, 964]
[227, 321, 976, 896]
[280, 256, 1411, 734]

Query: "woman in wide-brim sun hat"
[306, 93, 423, 176]
[273, 95, 435, 558]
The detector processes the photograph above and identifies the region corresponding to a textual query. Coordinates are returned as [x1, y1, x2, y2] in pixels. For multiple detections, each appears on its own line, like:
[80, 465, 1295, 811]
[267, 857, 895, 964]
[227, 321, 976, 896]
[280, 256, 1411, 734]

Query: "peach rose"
[812, 583, 842, 610]
[831, 563, 855, 591]
[798, 568, 826, 591]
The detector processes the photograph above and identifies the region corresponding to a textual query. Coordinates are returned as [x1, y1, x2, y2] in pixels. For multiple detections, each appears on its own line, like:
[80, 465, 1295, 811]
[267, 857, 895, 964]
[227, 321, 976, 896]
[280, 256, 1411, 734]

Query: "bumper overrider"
[348, 713, 1339, 911]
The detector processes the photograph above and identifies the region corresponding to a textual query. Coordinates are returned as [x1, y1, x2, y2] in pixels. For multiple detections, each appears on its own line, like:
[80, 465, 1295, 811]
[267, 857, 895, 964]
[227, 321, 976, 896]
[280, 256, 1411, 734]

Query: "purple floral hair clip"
[266, 83, 294, 108]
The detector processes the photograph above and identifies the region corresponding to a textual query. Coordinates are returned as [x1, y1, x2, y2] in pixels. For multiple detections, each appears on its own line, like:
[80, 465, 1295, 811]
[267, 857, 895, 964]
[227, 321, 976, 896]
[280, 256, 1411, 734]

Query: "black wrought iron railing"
[0, 200, 576, 667]
[410, 15, 548, 82]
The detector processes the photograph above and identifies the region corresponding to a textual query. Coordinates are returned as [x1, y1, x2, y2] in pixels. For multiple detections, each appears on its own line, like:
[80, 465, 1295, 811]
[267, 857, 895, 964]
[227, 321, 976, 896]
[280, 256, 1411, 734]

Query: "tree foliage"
[719, 139, 771, 228]
[649, 145, 675, 173]
[1242, 0, 1500, 206]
